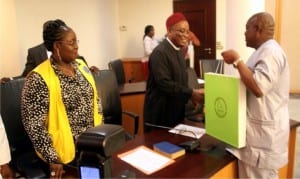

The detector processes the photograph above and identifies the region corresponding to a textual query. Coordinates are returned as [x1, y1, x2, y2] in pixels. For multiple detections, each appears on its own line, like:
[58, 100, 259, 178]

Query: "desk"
[119, 81, 146, 95]
[122, 58, 144, 82]
[112, 126, 237, 178]
[63, 119, 299, 178]
[118, 81, 205, 135]
[119, 82, 146, 135]
[111, 119, 300, 178]
[279, 119, 300, 178]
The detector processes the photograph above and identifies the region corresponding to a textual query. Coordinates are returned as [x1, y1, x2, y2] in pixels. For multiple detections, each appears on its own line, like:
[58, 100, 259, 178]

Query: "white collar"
[166, 37, 180, 51]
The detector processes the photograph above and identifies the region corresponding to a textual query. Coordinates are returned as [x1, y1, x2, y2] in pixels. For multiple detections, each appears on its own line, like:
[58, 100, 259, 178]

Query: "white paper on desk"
[118, 146, 174, 175]
[168, 124, 206, 139]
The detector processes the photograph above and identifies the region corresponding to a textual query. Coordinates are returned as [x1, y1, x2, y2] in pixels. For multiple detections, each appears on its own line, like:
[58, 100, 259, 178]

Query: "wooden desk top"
[111, 119, 300, 178]
[63, 120, 300, 178]
[119, 81, 146, 95]
[290, 119, 300, 128]
[118, 80, 205, 95]
[111, 127, 235, 178]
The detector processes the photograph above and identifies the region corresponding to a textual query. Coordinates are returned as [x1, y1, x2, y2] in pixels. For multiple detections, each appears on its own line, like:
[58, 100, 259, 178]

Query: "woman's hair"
[143, 25, 154, 39]
[43, 19, 70, 51]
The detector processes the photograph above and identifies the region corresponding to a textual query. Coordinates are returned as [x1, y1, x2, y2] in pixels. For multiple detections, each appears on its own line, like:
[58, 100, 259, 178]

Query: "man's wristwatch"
[233, 58, 242, 68]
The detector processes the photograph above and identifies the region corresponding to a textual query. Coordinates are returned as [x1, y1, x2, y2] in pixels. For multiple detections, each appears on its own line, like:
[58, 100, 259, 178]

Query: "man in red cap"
[144, 12, 203, 130]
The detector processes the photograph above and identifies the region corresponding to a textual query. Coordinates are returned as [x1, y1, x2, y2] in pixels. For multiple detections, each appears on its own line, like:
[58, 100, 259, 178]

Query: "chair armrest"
[122, 111, 139, 135]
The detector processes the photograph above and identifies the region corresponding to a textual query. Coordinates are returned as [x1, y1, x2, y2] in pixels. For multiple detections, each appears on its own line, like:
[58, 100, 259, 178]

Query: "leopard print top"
[21, 61, 102, 163]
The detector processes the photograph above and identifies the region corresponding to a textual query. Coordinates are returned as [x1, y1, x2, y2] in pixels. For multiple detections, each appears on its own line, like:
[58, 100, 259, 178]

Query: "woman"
[142, 25, 159, 80]
[21, 19, 103, 178]
[143, 25, 158, 57]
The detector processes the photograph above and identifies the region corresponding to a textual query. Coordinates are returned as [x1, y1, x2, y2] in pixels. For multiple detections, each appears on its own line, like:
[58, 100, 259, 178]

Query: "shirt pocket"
[247, 118, 275, 149]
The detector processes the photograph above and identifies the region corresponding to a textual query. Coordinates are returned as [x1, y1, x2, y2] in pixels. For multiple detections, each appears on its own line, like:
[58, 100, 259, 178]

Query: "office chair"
[199, 59, 224, 79]
[0, 78, 48, 178]
[92, 70, 139, 139]
[108, 59, 133, 85]
[185, 68, 204, 122]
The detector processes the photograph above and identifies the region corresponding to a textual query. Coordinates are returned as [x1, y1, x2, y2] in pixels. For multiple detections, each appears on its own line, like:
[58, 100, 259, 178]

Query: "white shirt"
[143, 36, 159, 60]
[228, 39, 290, 169]
[0, 115, 11, 165]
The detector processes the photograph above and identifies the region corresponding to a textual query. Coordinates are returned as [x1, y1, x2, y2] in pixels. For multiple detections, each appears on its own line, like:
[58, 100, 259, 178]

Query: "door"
[173, 0, 216, 76]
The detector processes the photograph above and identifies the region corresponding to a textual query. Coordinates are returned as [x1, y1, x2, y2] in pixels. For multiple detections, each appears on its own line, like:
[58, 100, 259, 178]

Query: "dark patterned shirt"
[21, 61, 102, 163]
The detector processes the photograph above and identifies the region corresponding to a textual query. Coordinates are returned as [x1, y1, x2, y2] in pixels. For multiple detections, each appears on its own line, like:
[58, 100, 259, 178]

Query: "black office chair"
[199, 59, 224, 79]
[108, 59, 133, 85]
[92, 70, 139, 139]
[0, 78, 48, 178]
[185, 68, 204, 122]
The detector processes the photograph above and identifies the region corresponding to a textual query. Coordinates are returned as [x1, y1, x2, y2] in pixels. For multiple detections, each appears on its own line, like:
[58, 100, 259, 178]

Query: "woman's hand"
[49, 163, 65, 179]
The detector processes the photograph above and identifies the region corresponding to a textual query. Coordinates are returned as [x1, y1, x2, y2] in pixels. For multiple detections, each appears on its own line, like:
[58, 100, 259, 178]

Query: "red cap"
[166, 12, 187, 30]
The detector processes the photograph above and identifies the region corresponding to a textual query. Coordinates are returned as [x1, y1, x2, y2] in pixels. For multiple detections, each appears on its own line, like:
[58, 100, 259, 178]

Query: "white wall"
[223, 0, 264, 76]
[1, 0, 299, 91]
[118, 0, 172, 58]
[225, 0, 264, 57]
[216, 0, 226, 59]
[0, 0, 22, 77]
[280, 1, 300, 92]
[11, 0, 119, 75]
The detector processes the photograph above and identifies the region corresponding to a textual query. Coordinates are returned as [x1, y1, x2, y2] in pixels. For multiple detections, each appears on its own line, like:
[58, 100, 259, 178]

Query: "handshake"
[191, 88, 204, 106]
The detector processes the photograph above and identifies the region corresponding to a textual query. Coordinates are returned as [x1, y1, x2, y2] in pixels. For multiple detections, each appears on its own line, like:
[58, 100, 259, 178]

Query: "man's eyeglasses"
[173, 29, 190, 36]
[59, 40, 79, 46]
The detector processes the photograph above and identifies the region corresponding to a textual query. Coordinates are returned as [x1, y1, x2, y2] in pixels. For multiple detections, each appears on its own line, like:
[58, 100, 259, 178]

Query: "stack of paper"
[118, 146, 174, 175]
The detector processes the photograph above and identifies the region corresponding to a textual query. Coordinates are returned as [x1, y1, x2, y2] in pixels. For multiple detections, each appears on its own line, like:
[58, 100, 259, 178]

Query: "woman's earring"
[57, 49, 62, 61]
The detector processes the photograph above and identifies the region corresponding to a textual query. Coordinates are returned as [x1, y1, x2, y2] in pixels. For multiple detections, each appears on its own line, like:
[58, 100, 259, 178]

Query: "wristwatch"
[233, 58, 242, 68]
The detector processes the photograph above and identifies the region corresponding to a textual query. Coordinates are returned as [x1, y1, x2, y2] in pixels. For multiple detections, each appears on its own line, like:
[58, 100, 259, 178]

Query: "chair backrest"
[93, 70, 122, 125]
[199, 59, 224, 79]
[186, 67, 200, 90]
[0, 78, 34, 153]
[1, 78, 49, 178]
[108, 59, 126, 85]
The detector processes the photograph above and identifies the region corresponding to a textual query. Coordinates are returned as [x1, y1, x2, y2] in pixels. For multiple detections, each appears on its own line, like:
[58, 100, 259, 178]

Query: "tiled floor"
[289, 94, 300, 178]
